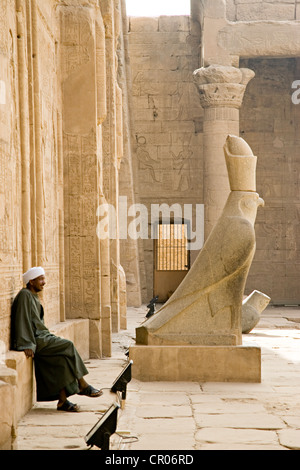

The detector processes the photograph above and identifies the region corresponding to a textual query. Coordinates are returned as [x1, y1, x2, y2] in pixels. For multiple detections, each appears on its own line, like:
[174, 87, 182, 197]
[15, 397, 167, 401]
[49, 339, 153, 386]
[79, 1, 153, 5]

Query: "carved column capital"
[193, 65, 255, 109]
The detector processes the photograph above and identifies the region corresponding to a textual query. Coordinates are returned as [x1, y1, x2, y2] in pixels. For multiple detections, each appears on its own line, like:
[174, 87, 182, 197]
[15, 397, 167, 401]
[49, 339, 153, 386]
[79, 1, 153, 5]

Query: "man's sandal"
[57, 400, 80, 412]
[78, 384, 103, 397]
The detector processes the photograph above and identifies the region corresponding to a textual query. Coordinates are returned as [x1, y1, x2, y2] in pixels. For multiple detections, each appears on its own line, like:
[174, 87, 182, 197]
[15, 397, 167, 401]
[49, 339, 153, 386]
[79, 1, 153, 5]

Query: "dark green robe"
[11, 288, 88, 401]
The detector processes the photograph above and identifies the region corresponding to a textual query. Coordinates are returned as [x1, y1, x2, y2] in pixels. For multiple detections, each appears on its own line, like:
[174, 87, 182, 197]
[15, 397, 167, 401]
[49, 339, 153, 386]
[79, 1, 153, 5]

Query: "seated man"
[11, 267, 102, 412]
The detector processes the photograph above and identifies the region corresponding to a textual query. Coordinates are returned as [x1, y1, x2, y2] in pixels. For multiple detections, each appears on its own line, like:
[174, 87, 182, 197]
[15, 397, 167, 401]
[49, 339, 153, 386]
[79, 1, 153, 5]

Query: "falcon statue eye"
[240, 195, 257, 213]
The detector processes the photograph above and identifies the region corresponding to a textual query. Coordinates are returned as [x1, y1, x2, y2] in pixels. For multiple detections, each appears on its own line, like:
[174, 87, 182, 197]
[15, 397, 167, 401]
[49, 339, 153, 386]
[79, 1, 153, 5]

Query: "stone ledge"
[0, 380, 14, 450]
[3, 353, 33, 424]
[0, 318, 90, 449]
[129, 344, 261, 383]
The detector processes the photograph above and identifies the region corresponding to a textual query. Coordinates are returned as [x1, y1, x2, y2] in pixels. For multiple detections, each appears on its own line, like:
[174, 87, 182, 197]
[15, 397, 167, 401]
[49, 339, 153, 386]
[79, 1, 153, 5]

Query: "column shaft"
[193, 65, 255, 238]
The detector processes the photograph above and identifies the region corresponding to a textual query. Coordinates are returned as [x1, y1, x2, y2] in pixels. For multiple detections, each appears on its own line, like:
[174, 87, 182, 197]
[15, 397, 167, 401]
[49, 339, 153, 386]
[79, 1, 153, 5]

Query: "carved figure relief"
[171, 147, 193, 192]
[136, 136, 160, 183]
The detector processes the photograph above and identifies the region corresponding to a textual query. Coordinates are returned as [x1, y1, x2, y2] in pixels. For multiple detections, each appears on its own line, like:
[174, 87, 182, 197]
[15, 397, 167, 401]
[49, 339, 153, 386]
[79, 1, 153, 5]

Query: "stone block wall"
[241, 57, 300, 304]
[128, 11, 300, 305]
[0, 0, 135, 448]
[127, 15, 203, 301]
[0, 0, 63, 448]
[0, 0, 23, 352]
[0, 380, 14, 449]
[59, 2, 104, 355]
[0, 0, 63, 352]
[0, 0, 132, 359]
[226, 0, 299, 21]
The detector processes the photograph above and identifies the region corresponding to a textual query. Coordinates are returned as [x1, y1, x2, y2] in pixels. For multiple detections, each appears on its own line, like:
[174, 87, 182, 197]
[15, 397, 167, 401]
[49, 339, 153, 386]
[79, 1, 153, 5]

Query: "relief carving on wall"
[171, 147, 193, 192]
[136, 136, 160, 183]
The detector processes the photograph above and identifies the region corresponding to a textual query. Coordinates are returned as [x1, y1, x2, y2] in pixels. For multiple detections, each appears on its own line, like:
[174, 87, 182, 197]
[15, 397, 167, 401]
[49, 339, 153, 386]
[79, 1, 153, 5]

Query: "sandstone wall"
[241, 57, 300, 304]
[0, 0, 62, 352]
[127, 15, 203, 301]
[227, 0, 300, 21]
[0, 0, 23, 351]
[0, 0, 133, 448]
[118, 2, 143, 308]
[59, 1, 105, 356]
[128, 11, 300, 305]
[0, 0, 132, 357]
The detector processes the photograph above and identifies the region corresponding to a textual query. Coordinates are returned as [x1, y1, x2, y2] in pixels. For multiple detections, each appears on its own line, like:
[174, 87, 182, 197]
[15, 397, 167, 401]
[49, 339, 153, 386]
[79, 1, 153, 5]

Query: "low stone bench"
[0, 379, 15, 449]
[0, 318, 89, 449]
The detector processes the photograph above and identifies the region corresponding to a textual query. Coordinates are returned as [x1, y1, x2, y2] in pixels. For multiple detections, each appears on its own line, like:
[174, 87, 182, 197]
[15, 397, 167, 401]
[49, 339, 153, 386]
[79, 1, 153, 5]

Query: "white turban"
[23, 267, 45, 285]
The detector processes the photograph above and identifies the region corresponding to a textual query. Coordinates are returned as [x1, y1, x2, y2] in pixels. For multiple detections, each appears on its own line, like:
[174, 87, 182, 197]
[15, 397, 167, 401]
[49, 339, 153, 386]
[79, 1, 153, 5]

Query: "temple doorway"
[153, 222, 190, 302]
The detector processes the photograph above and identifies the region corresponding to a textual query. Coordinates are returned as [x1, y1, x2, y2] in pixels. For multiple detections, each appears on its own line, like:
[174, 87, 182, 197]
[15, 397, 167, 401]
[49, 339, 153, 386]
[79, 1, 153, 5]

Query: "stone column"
[101, 0, 121, 333]
[60, 3, 103, 357]
[193, 65, 255, 238]
[16, 0, 31, 272]
[31, 0, 45, 265]
[118, 0, 142, 309]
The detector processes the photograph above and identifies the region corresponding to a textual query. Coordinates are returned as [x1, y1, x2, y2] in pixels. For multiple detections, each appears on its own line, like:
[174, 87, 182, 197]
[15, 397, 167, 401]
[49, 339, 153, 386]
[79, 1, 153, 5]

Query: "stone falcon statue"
[136, 135, 265, 347]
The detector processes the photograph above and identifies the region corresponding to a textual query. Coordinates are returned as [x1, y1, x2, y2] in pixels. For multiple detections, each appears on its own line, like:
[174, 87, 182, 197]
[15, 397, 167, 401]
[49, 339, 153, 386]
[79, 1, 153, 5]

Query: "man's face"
[30, 275, 46, 292]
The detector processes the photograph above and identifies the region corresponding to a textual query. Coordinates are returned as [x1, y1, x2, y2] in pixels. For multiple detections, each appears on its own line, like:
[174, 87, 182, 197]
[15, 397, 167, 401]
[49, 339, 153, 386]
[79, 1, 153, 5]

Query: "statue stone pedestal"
[130, 135, 265, 383]
[129, 344, 261, 383]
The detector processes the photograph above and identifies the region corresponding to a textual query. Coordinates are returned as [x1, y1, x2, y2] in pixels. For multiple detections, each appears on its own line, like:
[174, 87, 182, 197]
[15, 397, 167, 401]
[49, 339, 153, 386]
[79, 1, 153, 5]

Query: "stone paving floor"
[16, 305, 300, 451]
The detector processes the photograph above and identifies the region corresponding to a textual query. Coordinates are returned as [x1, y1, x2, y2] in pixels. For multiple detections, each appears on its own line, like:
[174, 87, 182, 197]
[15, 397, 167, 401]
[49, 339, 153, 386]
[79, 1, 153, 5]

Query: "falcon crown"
[224, 135, 257, 192]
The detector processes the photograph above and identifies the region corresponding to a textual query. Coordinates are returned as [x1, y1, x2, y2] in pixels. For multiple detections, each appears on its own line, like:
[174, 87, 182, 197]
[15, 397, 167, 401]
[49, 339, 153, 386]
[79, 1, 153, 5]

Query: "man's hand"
[24, 349, 34, 358]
